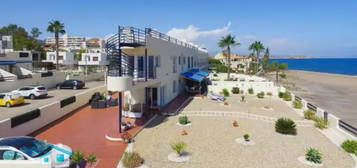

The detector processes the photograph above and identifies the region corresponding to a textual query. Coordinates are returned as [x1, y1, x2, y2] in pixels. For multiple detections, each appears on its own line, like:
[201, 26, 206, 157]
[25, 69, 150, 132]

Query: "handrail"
[339, 120, 357, 136]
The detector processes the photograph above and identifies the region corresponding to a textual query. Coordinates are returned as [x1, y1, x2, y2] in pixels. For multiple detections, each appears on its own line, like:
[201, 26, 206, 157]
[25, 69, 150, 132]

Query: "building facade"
[106, 26, 209, 118]
[45, 34, 86, 51]
[0, 35, 14, 55]
[44, 52, 76, 65]
[214, 52, 252, 73]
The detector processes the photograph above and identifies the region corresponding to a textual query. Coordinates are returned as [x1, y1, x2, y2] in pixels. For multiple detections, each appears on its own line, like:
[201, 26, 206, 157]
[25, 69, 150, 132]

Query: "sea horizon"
[270, 58, 357, 76]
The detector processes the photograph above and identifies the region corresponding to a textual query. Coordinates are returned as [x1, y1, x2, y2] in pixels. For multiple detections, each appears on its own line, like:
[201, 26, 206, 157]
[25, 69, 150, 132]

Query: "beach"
[265, 70, 357, 128]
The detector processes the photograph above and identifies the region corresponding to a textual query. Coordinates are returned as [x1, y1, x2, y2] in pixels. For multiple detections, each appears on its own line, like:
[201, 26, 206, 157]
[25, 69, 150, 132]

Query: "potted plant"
[86, 154, 97, 168]
[171, 141, 187, 156]
[120, 132, 132, 144]
[243, 134, 250, 142]
[70, 151, 86, 168]
[178, 116, 189, 125]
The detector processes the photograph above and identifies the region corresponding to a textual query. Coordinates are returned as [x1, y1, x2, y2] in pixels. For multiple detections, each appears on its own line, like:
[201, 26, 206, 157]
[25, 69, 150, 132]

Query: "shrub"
[86, 153, 97, 165]
[231, 87, 240, 94]
[305, 148, 322, 164]
[275, 118, 297, 135]
[279, 73, 287, 79]
[293, 100, 302, 109]
[171, 141, 187, 156]
[313, 117, 328, 129]
[213, 73, 218, 77]
[122, 152, 143, 168]
[240, 90, 244, 94]
[222, 88, 229, 97]
[283, 93, 292, 101]
[257, 92, 265, 99]
[341, 140, 357, 155]
[243, 134, 250, 141]
[71, 150, 85, 165]
[304, 110, 316, 120]
[248, 88, 254, 94]
[178, 116, 189, 125]
[241, 95, 245, 102]
[279, 92, 285, 98]
[267, 92, 272, 96]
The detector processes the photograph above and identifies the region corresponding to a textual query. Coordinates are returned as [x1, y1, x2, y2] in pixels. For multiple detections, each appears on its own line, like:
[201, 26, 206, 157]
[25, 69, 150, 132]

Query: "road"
[0, 81, 105, 121]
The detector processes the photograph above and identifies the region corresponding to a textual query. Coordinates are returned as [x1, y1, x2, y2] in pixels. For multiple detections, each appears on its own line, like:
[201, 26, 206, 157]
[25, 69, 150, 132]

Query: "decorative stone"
[235, 138, 256, 146]
[168, 152, 190, 162]
[297, 156, 323, 167]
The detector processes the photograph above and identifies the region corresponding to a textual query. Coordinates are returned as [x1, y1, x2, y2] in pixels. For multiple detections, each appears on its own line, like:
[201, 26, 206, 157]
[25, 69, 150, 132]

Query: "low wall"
[0, 72, 104, 92]
[209, 81, 279, 96]
[0, 85, 106, 137]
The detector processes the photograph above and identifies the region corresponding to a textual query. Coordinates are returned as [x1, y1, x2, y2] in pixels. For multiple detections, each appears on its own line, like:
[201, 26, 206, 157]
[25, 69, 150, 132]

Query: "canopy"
[0, 68, 17, 81]
[181, 69, 209, 82]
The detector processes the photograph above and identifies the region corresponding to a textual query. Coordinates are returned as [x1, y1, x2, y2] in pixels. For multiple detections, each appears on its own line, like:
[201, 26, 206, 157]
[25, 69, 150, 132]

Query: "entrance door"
[145, 87, 159, 108]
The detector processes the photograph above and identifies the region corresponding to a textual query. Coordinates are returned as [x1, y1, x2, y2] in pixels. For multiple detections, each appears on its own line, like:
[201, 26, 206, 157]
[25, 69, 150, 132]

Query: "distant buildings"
[214, 52, 252, 73]
[0, 35, 14, 55]
[44, 34, 105, 52]
[44, 52, 76, 65]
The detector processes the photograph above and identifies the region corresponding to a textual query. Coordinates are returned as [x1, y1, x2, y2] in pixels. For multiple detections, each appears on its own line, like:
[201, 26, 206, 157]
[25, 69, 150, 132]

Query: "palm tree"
[269, 61, 288, 84]
[249, 41, 265, 72]
[218, 34, 240, 80]
[47, 20, 65, 70]
[262, 48, 270, 71]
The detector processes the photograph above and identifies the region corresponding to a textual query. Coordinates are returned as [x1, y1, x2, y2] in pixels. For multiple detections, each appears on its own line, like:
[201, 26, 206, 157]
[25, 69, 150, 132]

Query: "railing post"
[145, 48, 148, 81]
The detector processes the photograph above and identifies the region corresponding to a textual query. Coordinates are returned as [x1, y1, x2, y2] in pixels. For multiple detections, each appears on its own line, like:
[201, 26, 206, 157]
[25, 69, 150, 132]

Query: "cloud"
[166, 22, 232, 48]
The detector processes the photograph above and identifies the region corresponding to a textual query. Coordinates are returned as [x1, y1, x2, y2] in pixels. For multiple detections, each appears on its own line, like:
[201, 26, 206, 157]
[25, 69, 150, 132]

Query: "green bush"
[231, 87, 240, 94]
[178, 116, 189, 125]
[283, 93, 292, 101]
[257, 92, 265, 99]
[122, 152, 143, 168]
[267, 92, 272, 96]
[213, 73, 218, 77]
[71, 150, 85, 165]
[279, 73, 287, 79]
[304, 110, 316, 120]
[248, 88, 254, 94]
[243, 134, 250, 141]
[275, 118, 297, 135]
[341, 140, 357, 155]
[279, 92, 285, 98]
[222, 88, 229, 97]
[240, 90, 244, 94]
[305, 148, 322, 164]
[86, 153, 97, 165]
[293, 100, 302, 109]
[313, 117, 328, 129]
[171, 141, 187, 156]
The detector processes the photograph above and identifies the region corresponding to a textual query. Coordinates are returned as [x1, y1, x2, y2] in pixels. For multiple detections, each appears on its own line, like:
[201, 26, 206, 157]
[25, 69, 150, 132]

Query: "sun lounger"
[209, 92, 225, 102]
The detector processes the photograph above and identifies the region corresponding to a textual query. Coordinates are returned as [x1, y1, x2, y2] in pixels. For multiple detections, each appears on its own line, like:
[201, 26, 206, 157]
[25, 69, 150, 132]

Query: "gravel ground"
[183, 94, 303, 120]
[134, 115, 354, 168]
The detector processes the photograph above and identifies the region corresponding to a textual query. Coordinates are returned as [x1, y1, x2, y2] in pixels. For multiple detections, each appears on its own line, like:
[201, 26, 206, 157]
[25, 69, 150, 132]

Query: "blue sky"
[1, 0, 357, 57]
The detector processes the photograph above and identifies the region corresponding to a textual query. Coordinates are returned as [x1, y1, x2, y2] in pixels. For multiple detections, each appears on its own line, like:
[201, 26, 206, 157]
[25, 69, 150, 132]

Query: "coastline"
[265, 70, 357, 128]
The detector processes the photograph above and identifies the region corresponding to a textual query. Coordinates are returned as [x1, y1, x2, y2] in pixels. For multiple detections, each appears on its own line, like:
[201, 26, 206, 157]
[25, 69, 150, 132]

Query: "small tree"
[269, 61, 288, 84]
[71, 150, 85, 168]
[222, 88, 230, 97]
[86, 153, 97, 168]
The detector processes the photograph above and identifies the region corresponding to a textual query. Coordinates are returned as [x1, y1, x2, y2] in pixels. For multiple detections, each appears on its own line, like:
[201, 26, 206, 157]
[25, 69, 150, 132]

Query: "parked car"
[0, 136, 72, 168]
[0, 93, 25, 108]
[12, 85, 48, 99]
[56, 80, 85, 90]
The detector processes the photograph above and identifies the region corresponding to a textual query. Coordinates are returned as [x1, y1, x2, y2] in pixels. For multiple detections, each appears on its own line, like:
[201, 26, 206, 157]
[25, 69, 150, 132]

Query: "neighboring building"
[86, 38, 105, 53]
[106, 26, 209, 118]
[45, 34, 86, 51]
[78, 53, 108, 66]
[0, 50, 39, 80]
[214, 52, 252, 72]
[44, 52, 77, 65]
[0, 35, 14, 55]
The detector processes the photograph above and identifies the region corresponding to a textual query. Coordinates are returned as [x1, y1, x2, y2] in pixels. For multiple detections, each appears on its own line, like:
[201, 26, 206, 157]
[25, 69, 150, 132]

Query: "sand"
[265, 70, 357, 128]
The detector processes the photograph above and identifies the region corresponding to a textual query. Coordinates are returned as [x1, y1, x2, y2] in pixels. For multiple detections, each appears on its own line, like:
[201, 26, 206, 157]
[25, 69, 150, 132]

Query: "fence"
[339, 120, 357, 136]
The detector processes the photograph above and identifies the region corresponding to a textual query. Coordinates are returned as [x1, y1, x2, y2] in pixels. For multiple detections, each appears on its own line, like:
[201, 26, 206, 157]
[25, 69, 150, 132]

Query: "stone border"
[176, 122, 192, 127]
[297, 156, 323, 167]
[168, 152, 190, 162]
[235, 138, 256, 146]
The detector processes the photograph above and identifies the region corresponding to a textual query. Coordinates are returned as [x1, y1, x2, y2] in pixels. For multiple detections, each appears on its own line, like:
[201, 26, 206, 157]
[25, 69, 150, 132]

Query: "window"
[178, 56, 181, 65]
[173, 80, 176, 93]
[58, 56, 64, 60]
[173, 56, 177, 73]
[155, 56, 160, 67]
[93, 57, 98, 61]
[0, 150, 26, 160]
[19, 52, 29, 58]
[187, 57, 191, 68]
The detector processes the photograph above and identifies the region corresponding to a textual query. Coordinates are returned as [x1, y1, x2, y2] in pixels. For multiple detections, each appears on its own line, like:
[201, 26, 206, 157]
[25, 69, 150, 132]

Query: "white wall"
[0, 85, 106, 137]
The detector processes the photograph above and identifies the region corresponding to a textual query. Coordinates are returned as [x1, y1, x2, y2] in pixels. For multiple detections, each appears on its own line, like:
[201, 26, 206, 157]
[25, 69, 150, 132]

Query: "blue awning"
[181, 69, 209, 82]
[0, 61, 17, 65]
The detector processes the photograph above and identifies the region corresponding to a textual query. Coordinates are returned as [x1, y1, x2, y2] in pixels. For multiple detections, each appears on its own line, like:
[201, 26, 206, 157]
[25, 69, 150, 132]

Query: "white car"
[13, 85, 48, 99]
[0, 136, 72, 168]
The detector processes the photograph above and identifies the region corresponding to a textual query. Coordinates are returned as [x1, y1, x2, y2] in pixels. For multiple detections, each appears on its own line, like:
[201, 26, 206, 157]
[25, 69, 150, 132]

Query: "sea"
[270, 58, 357, 76]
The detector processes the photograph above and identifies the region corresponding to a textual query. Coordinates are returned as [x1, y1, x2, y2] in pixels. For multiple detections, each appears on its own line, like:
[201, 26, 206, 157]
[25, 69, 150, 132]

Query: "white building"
[214, 52, 253, 73]
[106, 26, 209, 118]
[0, 35, 14, 55]
[44, 52, 76, 65]
[78, 53, 108, 66]
[45, 34, 86, 51]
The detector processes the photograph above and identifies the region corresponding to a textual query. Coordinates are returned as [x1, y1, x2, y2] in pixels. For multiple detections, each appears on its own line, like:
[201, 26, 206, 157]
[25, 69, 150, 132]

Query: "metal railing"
[339, 120, 357, 136]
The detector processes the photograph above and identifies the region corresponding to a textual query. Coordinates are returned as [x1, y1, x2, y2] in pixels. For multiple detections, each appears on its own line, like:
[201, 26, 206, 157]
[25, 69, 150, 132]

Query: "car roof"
[23, 85, 45, 88]
[0, 136, 36, 148]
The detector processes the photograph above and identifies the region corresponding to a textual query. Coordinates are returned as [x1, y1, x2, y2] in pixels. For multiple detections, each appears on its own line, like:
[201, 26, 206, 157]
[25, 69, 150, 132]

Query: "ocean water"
[270, 58, 357, 76]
